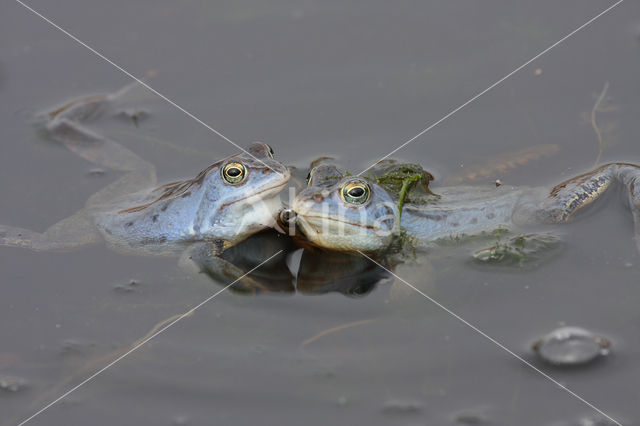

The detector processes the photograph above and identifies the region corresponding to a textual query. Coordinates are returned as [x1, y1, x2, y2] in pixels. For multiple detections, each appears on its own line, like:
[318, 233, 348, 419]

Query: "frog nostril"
[280, 209, 296, 223]
[312, 193, 324, 202]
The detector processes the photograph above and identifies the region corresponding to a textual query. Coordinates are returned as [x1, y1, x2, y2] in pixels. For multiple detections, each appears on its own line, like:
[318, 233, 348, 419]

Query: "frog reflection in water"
[289, 159, 640, 254]
[0, 86, 290, 256]
[183, 229, 390, 296]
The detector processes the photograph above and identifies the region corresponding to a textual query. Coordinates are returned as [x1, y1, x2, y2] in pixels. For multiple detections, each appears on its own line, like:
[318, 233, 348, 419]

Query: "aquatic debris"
[444, 144, 559, 184]
[112, 278, 142, 293]
[381, 398, 422, 414]
[473, 233, 561, 267]
[300, 319, 375, 349]
[0, 353, 20, 367]
[453, 412, 488, 425]
[591, 82, 610, 166]
[116, 108, 148, 127]
[59, 339, 97, 357]
[0, 376, 27, 393]
[450, 406, 491, 424]
[532, 326, 611, 366]
[87, 168, 106, 177]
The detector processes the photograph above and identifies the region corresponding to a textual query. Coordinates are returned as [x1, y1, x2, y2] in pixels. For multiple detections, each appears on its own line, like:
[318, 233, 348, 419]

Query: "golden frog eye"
[222, 162, 247, 184]
[341, 180, 370, 205]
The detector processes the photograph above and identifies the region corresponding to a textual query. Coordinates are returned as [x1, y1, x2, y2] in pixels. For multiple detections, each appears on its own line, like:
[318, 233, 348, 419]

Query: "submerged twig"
[592, 81, 610, 166]
[300, 319, 376, 349]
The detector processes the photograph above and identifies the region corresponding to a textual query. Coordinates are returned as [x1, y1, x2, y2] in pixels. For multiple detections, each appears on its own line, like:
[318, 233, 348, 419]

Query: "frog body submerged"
[0, 87, 290, 256]
[292, 162, 640, 253]
[400, 185, 528, 245]
[92, 144, 287, 255]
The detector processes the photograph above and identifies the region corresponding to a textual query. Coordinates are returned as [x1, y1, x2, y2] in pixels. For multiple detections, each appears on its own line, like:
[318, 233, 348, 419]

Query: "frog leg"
[45, 87, 158, 201]
[43, 85, 153, 172]
[0, 86, 155, 251]
[0, 210, 100, 251]
[539, 162, 640, 251]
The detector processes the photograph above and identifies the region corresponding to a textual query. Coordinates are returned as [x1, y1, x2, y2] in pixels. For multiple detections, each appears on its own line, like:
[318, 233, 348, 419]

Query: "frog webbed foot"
[472, 233, 563, 269]
[40, 83, 153, 173]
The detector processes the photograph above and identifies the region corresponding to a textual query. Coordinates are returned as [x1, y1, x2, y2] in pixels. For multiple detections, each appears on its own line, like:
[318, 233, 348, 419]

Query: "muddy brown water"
[1, 1, 640, 425]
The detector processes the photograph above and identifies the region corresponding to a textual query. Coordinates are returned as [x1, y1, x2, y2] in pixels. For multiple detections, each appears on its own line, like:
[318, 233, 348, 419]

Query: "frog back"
[401, 185, 526, 244]
[91, 184, 206, 255]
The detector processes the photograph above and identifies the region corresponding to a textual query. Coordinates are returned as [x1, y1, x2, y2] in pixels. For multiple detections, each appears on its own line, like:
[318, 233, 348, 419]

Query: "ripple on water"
[532, 326, 611, 366]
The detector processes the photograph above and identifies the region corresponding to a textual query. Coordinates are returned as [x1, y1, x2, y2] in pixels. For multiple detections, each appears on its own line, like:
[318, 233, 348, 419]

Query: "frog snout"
[277, 208, 298, 235]
[279, 208, 296, 225]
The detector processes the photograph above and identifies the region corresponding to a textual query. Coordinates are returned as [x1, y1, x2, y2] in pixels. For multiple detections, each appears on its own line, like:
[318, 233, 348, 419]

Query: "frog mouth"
[220, 179, 289, 209]
[296, 214, 380, 233]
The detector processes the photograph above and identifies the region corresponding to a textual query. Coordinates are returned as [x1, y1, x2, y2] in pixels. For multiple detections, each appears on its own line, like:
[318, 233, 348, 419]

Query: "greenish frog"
[0, 86, 290, 256]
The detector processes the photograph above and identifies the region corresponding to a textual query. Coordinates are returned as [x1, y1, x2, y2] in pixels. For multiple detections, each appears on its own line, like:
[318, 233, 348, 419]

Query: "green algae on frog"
[0, 86, 290, 256]
[290, 160, 640, 254]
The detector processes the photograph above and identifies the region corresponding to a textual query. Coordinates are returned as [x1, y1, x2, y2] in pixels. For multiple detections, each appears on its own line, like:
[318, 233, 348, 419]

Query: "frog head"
[197, 142, 290, 245]
[292, 164, 398, 252]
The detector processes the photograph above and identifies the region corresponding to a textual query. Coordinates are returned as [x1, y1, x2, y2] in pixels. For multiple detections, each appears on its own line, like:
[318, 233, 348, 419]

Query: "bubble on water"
[381, 398, 422, 414]
[532, 326, 611, 366]
[0, 376, 27, 393]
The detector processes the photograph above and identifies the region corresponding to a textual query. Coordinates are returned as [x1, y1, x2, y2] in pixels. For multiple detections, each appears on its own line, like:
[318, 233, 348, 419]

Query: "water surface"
[1, 1, 640, 425]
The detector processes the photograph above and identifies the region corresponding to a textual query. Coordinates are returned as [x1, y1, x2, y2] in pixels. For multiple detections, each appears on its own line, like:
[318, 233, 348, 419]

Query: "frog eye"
[222, 162, 247, 184]
[340, 179, 371, 205]
[264, 144, 275, 159]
